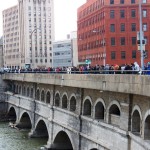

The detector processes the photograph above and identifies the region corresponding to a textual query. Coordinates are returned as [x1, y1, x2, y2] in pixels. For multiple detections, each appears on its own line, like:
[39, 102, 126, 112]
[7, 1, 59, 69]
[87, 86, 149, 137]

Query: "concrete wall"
[2, 73, 150, 149]
[3, 73, 150, 97]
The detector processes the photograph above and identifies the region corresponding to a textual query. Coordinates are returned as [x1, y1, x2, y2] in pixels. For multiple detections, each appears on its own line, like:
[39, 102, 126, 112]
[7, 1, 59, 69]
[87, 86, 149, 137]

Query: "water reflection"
[0, 122, 47, 150]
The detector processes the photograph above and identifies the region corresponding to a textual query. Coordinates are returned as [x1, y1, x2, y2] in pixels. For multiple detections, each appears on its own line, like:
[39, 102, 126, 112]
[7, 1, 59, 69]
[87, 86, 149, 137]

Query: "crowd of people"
[5, 61, 150, 75]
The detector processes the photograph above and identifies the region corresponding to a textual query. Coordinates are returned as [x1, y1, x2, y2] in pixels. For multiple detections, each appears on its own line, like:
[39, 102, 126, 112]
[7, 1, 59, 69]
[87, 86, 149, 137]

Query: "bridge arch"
[36, 88, 40, 101]
[23, 86, 26, 96]
[16, 84, 18, 94]
[41, 89, 45, 102]
[7, 107, 17, 122]
[131, 105, 142, 134]
[46, 90, 51, 104]
[83, 96, 93, 117]
[18, 112, 32, 129]
[143, 109, 150, 140]
[19, 85, 21, 94]
[69, 94, 76, 112]
[30, 87, 34, 98]
[52, 130, 74, 150]
[35, 119, 49, 138]
[55, 91, 61, 107]
[61, 92, 68, 109]
[94, 98, 106, 120]
[107, 100, 121, 125]
[27, 87, 30, 97]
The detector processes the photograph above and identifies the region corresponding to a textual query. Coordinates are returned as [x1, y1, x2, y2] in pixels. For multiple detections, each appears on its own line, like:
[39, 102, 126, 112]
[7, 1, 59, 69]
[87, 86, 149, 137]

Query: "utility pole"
[139, 0, 144, 69]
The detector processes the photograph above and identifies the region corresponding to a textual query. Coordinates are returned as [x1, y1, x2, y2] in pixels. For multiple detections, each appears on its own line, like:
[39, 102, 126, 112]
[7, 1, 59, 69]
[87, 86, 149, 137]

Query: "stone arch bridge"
[1, 73, 150, 150]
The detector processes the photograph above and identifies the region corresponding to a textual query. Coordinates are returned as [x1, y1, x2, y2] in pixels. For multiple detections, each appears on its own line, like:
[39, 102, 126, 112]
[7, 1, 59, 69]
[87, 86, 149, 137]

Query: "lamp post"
[139, 0, 144, 70]
[30, 28, 40, 68]
[93, 30, 106, 66]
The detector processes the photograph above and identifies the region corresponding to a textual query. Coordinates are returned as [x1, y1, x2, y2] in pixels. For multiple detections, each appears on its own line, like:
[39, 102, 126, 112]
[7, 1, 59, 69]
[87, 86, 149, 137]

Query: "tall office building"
[3, 0, 54, 69]
[0, 37, 3, 68]
[77, 0, 150, 66]
[3, 5, 20, 69]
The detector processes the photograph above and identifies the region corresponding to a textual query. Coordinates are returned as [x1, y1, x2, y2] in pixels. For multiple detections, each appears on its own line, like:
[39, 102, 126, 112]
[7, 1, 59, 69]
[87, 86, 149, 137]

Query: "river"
[0, 122, 47, 150]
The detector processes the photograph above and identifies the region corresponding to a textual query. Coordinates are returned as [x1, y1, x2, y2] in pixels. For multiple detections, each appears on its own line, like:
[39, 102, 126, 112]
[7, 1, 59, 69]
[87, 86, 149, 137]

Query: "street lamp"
[30, 28, 41, 68]
[138, 0, 144, 70]
[93, 30, 106, 66]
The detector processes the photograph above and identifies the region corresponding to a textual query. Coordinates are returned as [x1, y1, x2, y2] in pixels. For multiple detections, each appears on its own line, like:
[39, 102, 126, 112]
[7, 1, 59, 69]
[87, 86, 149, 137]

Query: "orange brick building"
[77, 0, 150, 67]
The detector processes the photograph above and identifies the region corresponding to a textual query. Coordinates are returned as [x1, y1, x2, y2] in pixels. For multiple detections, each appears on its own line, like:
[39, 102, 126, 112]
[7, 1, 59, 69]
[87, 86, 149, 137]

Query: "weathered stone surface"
[1, 74, 150, 149]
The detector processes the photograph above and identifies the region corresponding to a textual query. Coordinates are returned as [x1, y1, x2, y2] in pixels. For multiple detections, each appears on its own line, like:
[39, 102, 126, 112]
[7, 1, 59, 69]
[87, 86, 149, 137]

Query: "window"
[120, 10, 125, 18]
[28, 6, 31, 10]
[120, 37, 125, 45]
[110, 10, 115, 18]
[111, 51, 116, 59]
[131, 10, 136, 18]
[132, 50, 136, 59]
[110, 24, 115, 32]
[121, 51, 126, 59]
[120, 23, 125, 32]
[132, 37, 136, 45]
[120, 0, 124, 4]
[110, 0, 114, 4]
[131, 23, 136, 31]
[111, 37, 115, 46]
[131, 0, 135, 3]
[145, 50, 148, 58]
[142, 10, 147, 18]
[144, 36, 148, 44]
[143, 23, 147, 31]
[142, 0, 147, 3]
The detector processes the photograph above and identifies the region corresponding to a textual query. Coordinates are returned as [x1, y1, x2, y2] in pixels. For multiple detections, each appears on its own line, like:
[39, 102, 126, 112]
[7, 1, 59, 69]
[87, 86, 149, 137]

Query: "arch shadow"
[51, 131, 73, 150]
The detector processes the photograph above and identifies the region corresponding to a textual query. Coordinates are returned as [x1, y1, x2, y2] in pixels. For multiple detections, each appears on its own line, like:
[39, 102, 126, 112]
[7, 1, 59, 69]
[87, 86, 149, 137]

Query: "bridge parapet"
[3, 73, 150, 97]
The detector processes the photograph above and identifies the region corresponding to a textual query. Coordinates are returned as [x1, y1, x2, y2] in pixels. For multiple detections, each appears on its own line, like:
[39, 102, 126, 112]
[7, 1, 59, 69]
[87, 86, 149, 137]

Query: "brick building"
[77, 0, 150, 66]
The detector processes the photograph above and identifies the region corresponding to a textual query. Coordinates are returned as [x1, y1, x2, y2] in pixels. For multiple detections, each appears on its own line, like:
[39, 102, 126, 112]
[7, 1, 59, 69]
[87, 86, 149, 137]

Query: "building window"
[131, 23, 136, 31]
[120, 23, 125, 32]
[131, 10, 136, 18]
[144, 36, 148, 44]
[111, 51, 116, 59]
[132, 50, 136, 59]
[110, 10, 115, 18]
[142, 0, 147, 3]
[120, 37, 125, 45]
[121, 51, 126, 59]
[120, 0, 124, 4]
[132, 37, 136, 45]
[111, 37, 115, 46]
[110, 24, 115, 32]
[145, 50, 148, 58]
[120, 10, 125, 18]
[110, 0, 114, 4]
[143, 23, 147, 31]
[142, 10, 147, 18]
[131, 0, 135, 3]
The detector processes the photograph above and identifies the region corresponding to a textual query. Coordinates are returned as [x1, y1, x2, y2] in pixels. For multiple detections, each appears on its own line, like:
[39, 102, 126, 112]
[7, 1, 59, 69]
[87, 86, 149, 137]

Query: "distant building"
[77, 0, 150, 66]
[0, 37, 3, 68]
[3, 0, 54, 69]
[53, 39, 72, 68]
[53, 31, 78, 68]
[70, 31, 78, 67]
[3, 5, 19, 69]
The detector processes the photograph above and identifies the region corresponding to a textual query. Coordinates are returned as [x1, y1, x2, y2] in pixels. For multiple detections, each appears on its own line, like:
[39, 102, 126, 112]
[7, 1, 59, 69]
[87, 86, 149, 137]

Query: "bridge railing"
[2, 69, 150, 75]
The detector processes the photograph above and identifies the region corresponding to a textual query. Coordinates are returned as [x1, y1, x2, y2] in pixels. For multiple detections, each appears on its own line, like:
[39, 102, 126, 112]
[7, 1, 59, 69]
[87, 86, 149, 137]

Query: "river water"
[0, 122, 47, 150]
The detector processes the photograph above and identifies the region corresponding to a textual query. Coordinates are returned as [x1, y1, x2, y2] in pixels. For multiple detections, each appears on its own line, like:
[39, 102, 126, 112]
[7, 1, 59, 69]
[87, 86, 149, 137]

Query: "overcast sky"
[0, 0, 86, 40]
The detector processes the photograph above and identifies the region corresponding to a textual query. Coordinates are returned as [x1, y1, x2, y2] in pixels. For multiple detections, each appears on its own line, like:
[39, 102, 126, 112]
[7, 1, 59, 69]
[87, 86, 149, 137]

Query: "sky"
[0, 0, 86, 40]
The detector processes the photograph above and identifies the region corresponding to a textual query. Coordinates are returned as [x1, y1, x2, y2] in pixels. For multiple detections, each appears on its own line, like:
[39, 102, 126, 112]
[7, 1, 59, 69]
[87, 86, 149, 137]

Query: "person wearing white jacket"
[134, 62, 141, 74]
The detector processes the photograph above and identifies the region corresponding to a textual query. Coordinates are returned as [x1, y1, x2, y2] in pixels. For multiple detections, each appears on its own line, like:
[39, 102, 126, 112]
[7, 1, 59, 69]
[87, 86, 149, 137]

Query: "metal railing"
[2, 69, 150, 75]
